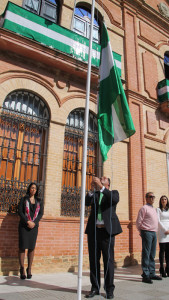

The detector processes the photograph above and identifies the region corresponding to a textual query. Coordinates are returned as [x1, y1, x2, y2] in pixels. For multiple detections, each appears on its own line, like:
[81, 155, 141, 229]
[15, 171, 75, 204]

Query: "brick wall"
[0, 1, 22, 15]
[0, 215, 133, 275]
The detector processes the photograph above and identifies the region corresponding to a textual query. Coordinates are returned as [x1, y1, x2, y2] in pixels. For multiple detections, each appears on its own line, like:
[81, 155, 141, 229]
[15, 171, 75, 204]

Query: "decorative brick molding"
[143, 51, 158, 99]
[146, 111, 157, 136]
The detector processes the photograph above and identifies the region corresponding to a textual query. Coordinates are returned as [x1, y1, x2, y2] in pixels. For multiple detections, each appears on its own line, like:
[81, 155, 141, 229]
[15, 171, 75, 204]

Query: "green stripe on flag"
[158, 79, 169, 89]
[98, 23, 135, 162]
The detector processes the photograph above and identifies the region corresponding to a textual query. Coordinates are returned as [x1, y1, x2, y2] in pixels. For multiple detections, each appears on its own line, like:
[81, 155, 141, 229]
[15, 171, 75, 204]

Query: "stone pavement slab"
[0, 265, 169, 300]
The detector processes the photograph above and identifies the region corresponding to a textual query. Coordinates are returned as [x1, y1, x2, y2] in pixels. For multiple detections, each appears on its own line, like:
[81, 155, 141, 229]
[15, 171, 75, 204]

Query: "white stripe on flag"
[158, 85, 169, 96]
[115, 60, 121, 70]
[112, 105, 127, 143]
[100, 41, 114, 81]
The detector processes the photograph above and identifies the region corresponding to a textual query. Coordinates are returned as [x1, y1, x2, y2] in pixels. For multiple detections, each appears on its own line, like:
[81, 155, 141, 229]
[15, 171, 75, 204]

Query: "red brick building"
[0, 0, 169, 275]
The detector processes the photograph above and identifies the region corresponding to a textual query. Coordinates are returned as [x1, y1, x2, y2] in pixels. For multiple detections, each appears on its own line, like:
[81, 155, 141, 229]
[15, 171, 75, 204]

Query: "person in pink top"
[136, 192, 162, 283]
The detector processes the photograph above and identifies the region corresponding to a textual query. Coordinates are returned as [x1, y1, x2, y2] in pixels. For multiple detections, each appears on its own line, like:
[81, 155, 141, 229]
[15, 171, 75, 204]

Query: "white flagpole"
[77, 1, 95, 299]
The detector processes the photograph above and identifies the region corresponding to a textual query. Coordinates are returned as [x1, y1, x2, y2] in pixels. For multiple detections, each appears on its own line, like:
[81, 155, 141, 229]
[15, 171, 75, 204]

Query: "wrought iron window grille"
[0, 90, 49, 212]
[61, 109, 102, 217]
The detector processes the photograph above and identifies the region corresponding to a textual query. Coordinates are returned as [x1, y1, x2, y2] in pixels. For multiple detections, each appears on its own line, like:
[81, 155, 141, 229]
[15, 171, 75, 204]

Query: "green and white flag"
[98, 23, 135, 162]
[158, 79, 169, 102]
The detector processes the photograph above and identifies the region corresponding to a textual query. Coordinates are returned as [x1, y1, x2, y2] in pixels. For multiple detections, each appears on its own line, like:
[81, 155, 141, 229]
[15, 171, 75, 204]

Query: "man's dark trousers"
[87, 227, 115, 295]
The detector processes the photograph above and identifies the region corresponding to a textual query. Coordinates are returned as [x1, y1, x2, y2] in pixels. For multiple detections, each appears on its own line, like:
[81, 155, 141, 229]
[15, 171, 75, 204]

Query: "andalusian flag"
[98, 23, 135, 162]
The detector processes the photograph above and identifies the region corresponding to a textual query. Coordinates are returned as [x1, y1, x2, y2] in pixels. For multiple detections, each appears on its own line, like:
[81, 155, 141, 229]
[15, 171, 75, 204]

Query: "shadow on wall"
[114, 255, 138, 269]
[123, 255, 138, 267]
[0, 213, 20, 275]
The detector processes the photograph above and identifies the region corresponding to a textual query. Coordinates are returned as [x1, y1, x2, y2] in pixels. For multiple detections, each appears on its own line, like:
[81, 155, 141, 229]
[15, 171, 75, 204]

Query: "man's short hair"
[145, 192, 154, 198]
[108, 178, 110, 187]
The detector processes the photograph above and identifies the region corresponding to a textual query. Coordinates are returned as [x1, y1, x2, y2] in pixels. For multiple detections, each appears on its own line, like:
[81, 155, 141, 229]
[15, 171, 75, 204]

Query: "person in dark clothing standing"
[18, 182, 43, 279]
[85, 176, 122, 299]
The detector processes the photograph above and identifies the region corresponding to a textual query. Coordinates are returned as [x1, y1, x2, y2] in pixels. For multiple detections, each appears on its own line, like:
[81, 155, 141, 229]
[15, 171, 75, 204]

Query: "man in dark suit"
[85, 176, 122, 299]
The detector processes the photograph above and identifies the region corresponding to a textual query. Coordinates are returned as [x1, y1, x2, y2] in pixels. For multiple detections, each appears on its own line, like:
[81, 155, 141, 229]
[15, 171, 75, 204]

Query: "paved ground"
[0, 264, 169, 300]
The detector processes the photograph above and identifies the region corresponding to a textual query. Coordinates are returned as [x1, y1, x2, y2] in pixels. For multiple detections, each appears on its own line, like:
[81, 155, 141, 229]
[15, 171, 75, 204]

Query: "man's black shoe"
[106, 294, 114, 299]
[142, 277, 153, 284]
[85, 290, 100, 298]
[150, 275, 162, 280]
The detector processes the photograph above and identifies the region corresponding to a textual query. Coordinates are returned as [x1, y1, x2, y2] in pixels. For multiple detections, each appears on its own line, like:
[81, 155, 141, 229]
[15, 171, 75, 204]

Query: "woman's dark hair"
[26, 182, 39, 198]
[159, 195, 169, 211]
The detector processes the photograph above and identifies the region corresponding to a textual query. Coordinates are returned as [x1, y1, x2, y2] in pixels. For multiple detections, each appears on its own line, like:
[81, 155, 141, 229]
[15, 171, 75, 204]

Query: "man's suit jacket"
[85, 188, 122, 236]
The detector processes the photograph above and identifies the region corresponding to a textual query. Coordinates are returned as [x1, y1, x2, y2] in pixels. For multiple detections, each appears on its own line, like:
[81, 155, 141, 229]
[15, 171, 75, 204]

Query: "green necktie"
[97, 192, 103, 221]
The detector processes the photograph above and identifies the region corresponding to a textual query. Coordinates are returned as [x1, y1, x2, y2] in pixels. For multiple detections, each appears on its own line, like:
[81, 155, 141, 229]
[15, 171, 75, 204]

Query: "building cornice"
[126, 89, 160, 109]
[0, 28, 99, 84]
[126, 89, 147, 103]
[144, 134, 166, 145]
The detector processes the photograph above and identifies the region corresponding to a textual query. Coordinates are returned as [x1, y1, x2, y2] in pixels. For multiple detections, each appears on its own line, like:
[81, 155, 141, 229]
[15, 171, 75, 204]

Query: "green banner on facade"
[1, 2, 121, 75]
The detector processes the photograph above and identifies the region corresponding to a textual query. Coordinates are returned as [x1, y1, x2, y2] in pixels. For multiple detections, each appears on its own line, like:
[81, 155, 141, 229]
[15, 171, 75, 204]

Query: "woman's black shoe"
[161, 271, 167, 277]
[20, 267, 26, 280]
[26, 268, 32, 279]
[160, 268, 167, 277]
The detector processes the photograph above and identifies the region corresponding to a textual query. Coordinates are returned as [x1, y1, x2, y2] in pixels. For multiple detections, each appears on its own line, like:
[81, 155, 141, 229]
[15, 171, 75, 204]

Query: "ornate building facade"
[0, 0, 169, 274]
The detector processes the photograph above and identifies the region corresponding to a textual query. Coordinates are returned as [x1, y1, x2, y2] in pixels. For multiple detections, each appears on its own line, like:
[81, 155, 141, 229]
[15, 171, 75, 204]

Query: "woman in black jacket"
[18, 182, 43, 279]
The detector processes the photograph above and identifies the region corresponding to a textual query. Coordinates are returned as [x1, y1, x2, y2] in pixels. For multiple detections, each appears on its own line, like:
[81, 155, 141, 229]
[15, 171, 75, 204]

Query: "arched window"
[73, 6, 100, 43]
[23, 0, 60, 23]
[61, 109, 102, 217]
[164, 52, 169, 80]
[0, 90, 50, 212]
